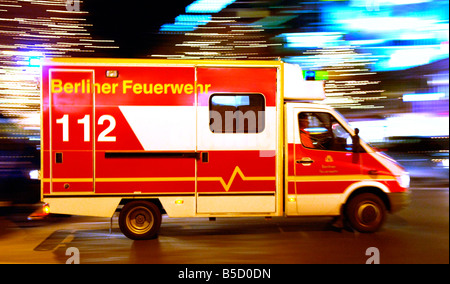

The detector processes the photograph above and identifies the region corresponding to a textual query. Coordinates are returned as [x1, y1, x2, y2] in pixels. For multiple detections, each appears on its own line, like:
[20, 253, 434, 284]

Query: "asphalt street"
[0, 188, 448, 264]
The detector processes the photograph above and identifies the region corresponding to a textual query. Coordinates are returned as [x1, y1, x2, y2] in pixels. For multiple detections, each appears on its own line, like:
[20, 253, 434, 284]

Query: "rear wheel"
[345, 193, 386, 233]
[119, 201, 162, 240]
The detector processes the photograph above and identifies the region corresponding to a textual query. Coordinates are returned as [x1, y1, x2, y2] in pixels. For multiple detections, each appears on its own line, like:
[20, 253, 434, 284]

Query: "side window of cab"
[298, 112, 354, 152]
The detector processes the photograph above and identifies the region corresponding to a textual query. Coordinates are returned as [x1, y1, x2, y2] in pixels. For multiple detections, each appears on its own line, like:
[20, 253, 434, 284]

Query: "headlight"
[396, 173, 410, 189]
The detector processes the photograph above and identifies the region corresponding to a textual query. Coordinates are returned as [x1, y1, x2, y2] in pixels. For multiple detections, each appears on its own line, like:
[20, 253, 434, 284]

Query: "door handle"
[296, 157, 314, 165]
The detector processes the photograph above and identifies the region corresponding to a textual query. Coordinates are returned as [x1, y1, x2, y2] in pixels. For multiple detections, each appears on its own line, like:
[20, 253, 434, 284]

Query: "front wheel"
[345, 193, 387, 233]
[119, 201, 162, 240]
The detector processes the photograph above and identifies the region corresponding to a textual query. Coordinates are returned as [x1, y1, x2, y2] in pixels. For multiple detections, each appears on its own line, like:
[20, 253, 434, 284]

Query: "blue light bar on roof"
[186, 0, 236, 13]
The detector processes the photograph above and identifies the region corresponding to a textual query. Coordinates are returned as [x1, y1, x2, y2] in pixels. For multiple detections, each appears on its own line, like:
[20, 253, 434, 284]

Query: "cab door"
[290, 108, 362, 215]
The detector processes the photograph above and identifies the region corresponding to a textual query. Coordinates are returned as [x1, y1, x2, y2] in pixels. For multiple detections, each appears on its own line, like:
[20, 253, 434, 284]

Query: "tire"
[119, 201, 162, 240]
[345, 193, 386, 233]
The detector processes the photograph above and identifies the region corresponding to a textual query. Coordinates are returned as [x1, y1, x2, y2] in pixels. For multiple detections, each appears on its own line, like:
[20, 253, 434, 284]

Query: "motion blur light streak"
[340, 17, 439, 32]
[0, 0, 117, 140]
[160, 14, 212, 32]
[403, 92, 446, 102]
[281, 32, 344, 48]
[186, 0, 236, 13]
[153, 0, 443, 115]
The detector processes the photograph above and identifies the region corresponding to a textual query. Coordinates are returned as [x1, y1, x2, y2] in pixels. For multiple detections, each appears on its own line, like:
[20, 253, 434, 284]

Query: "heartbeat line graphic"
[198, 166, 276, 192]
[48, 167, 276, 192]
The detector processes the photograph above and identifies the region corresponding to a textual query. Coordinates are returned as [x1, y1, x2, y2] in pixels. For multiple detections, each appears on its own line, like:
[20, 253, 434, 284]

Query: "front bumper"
[388, 191, 411, 213]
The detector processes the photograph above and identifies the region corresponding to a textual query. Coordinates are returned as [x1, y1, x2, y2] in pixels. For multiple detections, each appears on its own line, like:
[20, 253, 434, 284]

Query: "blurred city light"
[351, 114, 449, 143]
[186, 0, 236, 13]
[403, 92, 446, 102]
[0, 0, 118, 140]
[161, 14, 212, 32]
[280, 32, 343, 48]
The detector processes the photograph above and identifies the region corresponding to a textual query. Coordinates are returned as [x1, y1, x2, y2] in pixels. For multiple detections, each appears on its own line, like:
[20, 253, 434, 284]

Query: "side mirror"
[352, 128, 360, 153]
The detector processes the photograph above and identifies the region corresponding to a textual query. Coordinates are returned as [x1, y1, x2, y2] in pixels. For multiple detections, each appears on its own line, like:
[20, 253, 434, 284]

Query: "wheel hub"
[357, 203, 380, 225]
[126, 206, 154, 235]
[135, 214, 146, 225]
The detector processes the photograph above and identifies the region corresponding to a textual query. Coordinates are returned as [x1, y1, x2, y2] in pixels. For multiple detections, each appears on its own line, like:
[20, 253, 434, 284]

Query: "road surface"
[0, 188, 448, 264]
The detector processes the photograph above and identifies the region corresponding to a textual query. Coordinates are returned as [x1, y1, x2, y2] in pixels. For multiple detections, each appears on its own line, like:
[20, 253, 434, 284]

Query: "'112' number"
[56, 114, 116, 142]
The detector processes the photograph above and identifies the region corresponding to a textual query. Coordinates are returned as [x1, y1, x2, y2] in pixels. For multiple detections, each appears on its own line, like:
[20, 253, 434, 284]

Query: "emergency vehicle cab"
[40, 58, 410, 240]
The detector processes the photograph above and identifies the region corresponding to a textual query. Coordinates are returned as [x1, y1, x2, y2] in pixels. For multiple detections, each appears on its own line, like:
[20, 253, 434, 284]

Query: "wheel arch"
[119, 198, 166, 214]
[342, 182, 391, 213]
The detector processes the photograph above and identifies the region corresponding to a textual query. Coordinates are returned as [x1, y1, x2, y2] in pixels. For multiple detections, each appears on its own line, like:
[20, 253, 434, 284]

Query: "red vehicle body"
[40, 58, 410, 239]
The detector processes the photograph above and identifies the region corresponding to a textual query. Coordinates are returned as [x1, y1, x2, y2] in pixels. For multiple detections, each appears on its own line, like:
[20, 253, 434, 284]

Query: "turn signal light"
[43, 204, 50, 214]
[28, 203, 50, 220]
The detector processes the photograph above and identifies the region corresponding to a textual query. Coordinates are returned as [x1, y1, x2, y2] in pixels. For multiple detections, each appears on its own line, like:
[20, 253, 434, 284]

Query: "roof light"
[106, 70, 119, 78]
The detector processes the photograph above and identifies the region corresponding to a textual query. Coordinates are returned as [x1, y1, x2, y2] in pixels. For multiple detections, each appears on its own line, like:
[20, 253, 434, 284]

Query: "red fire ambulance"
[40, 58, 410, 240]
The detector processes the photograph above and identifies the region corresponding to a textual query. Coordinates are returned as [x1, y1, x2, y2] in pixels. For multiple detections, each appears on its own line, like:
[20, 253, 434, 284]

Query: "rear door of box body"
[44, 69, 95, 194]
